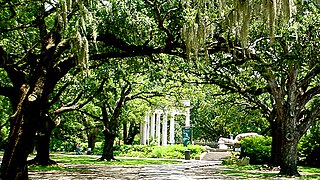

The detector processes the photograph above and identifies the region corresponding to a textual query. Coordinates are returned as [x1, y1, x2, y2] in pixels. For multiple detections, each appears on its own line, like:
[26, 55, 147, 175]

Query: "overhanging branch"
[52, 78, 107, 115]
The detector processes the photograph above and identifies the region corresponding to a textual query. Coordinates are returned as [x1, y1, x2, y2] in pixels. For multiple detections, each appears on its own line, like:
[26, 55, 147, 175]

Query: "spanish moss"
[181, 0, 297, 58]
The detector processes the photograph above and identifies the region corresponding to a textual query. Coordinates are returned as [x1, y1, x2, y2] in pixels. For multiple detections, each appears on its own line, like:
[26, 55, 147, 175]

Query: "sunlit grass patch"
[298, 166, 320, 174]
[28, 155, 181, 172]
[220, 169, 278, 179]
[221, 164, 320, 179]
[50, 155, 181, 166]
[29, 165, 77, 172]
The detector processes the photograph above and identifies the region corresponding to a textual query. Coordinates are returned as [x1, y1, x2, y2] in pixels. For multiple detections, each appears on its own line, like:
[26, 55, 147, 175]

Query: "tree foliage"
[190, 85, 268, 142]
[1, 0, 320, 178]
[299, 121, 320, 167]
[182, 1, 320, 176]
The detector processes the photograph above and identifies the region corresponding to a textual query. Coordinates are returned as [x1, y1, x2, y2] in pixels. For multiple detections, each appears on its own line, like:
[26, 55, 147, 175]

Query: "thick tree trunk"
[82, 116, 98, 153]
[0, 84, 39, 180]
[87, 127, 98, 153]
[123, 122, 128, 144]
[125, 123, 139, 145]
[271, 111, 301, 176]
[270, 117, 301, 176]
[100, 130, 117, 161]
[270, 121, 283, 166]
[279, 137, 300, 176]
[28, 114, 56, 165]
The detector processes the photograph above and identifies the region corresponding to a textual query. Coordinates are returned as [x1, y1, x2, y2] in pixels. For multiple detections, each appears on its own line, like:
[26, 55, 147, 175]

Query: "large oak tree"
[0, 0, 183, 178]
[183, 1, 320, 176]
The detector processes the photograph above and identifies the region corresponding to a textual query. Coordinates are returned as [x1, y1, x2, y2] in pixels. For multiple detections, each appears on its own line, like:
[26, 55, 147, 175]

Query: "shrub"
[222, 152, 240, 165]
[240, 136, 271, 164]
[89, 142, 103, 155]
[113, 144, 205, 159]
[222, 152, 250, 166]
[95, 142, 206, 159]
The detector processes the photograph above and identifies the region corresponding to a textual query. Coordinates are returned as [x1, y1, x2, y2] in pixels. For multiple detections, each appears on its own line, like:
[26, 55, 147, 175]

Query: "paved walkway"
[136, 152, 231, 179]
[29, 160, 229, 180]
[139, 160, 226, 180]
[20, 152, 320, 179]
[28, 152, 231, 179]
[201, 151, 232, 161]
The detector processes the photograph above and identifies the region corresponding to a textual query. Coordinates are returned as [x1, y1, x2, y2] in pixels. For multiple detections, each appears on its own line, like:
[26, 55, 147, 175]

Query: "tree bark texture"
[267, 65, 302, 176]
[123, 122, 128, 144]
[28, 114, 56, 165]
[270, 116, 300, 176]
[270, 120, 283, 166]
[125, 123, 139, 145]
[100, 130, 117, 161]
[280, 137, 300, 176]
[87, 127, 98, 152]
[0, 84, 40, 180]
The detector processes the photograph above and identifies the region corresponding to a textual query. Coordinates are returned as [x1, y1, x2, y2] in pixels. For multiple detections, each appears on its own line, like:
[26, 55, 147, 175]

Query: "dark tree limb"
[49, 82, 71, 107]
[53, 78, 107, 115]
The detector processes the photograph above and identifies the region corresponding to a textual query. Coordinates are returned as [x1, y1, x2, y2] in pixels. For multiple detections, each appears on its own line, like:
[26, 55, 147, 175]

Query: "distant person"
[76, 143, 82, 155]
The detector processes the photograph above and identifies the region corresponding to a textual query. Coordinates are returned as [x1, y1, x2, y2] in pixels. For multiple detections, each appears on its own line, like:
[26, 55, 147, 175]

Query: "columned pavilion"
[140, 100, 190, 146]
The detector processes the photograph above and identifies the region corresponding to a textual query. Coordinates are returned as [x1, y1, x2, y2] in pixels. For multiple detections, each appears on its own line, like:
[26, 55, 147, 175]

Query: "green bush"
[113, 144, 205, 159]
[240, 136, 271, 164]
[222, 152, 240, 165]
[94, 142, 205, 159]
[299, 121, 320, 167]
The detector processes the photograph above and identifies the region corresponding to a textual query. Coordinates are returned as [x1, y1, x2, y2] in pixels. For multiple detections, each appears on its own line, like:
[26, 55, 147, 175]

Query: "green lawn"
[2, 152, 319, 178]
[220, 165, 320, 179]
[49, 154, 181, 165]
[28, 154, 181, 171]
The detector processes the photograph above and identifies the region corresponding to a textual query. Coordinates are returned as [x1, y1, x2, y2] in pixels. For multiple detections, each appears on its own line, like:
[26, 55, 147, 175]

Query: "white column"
[162, 113, 168, 146]
[146, 115, 150, 145]
[156, 112, 161, 145]
[185, 107, 190, 127]
[150, 112, 155, 140]
[140, 115, 148, 145]
[169, 112, 175, 144]
[140, 121, 144, 145]
[182, 100, 191, 127]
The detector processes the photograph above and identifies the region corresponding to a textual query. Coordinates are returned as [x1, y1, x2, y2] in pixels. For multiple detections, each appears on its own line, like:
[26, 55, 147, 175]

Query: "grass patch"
[221, 164, 320, 179]
[29, 155, 181, 172]
[50, 155, 181, 166]
[29, 165, 77, 172]
[298, 166, 320, 174]
[226, 164, 261, 171]
[220, 169, 278, 179]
